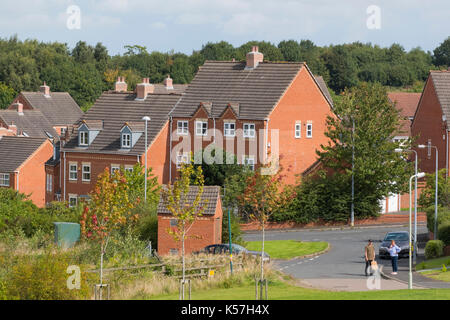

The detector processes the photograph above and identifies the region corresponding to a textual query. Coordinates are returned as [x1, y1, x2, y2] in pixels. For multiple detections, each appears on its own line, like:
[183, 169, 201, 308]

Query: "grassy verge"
[245, 240, 328, 260]
[421, 270, 450, 283]
[416, 256, 450, 270]
[149, 277, 450, 300]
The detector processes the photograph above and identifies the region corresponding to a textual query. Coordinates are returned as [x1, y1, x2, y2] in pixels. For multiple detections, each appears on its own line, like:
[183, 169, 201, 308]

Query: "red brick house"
[169, 46, 334, 184]
[411, 70, 450, 176]
[57, 77, 186, 206]
[0, 136, 53, 207]
[157, 186, 223, 255]
[8, 83, 83, 136]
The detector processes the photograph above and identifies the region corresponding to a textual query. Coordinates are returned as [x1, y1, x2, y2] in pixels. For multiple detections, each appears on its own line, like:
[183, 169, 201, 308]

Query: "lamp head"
[417, 172, 426, 179]
[418, 144, 426, 149]
[142, 116, 151, 121]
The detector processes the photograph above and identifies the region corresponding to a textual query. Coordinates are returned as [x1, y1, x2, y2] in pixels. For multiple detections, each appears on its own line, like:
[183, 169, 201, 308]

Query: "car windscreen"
[231, 244, 247, 253]
[384, 233, 408, 241]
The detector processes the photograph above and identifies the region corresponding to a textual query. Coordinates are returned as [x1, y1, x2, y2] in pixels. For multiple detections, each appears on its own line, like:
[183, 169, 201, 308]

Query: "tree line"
[0, 35, 449, 110]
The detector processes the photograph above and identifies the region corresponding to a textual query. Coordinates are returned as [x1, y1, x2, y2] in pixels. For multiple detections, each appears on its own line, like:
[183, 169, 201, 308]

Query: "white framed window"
[122, 133, 131, 148]
[124, 166, 134, 173]
[69, 163, 78, 181]
[82, 164, 91, 182]
[111, 165, 120, 175]
[68, 195, 77, 208]
[79, 131, 88, 146]
[306, 123, 313, 138]
[224, 122, 236, 137]
[0, 173, 10, 187]
[243, 123, 255, 138]
[195, 121, 208, 136]
[60, 127, 67, 136]
[243, 156, 255, 171]
[295, 122, 301, 138]
[177, 121, 188, 135]
[46, 174, 52, 192]
[176, 152, 189, 169]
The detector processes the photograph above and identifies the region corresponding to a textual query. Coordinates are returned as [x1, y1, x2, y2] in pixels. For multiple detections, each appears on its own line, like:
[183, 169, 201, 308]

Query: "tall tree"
[433, 37, 450, 67]
[317, 82, 414, 217]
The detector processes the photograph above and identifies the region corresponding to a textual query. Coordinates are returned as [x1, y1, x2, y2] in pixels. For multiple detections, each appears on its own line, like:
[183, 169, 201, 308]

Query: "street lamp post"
[409, 172, 425, 290]
[395, 148, 418, 260]
[418, 144, 439, 240]
[351, 118, 355, 227]
[142, 116, 151, 202]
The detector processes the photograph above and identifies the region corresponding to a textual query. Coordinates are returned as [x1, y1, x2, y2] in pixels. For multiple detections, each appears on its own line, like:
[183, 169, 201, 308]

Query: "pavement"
[243, 224, 450, 291]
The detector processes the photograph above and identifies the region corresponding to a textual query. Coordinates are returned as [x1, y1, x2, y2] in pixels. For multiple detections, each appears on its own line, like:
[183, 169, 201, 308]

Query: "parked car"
[379, 231, 412, 259]
[202, 244, 270, 262]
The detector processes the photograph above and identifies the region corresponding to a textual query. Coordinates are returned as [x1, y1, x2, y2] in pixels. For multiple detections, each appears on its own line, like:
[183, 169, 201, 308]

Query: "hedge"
[425, 240, 445, 260]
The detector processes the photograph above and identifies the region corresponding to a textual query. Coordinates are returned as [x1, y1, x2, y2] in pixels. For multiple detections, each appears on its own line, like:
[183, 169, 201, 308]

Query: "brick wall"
[157, 198, 223, 255]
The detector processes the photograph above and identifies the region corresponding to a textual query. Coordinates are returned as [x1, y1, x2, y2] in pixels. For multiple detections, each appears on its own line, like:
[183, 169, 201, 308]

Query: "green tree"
[317, 82, 414, 218]
[323, 45, 359, 92]
[0, 82, 16, 109]
[160, 162, 205, 300]
[433, 37, 450, 67]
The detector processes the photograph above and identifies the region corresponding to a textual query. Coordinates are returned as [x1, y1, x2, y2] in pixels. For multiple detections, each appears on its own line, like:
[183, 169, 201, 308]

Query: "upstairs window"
[69, 163, 78, 181]
[0, 173, 9, 187]
[306, 123, 313, 138]
[295, 122, 301, 138]
[79, 131, 88, 146]
[177, 121, 188, 135]
[243, 123, 255, 138]
[82, 164, 91, 182]
[46, 174, 52, 192]
[122, 133, 131, 148]
[224, 122, 236, 137]
[195, 121, 208, 136]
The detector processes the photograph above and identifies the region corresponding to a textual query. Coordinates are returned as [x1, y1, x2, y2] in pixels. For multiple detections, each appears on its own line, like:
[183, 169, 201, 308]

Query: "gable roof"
[170, 61, 305, 120]
[157, 185, 221, 216]
[0, 136, 48, 172]
[0, 109, 58, 139]
[62, 92, 182, 155]
[429, 71, 450, 127]
[388, 92, 421, 137]
[19, 92, 83, 126]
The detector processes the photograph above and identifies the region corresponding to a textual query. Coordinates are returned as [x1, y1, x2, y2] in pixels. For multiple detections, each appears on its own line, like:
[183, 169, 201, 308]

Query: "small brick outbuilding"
[157, 185, 223, 255]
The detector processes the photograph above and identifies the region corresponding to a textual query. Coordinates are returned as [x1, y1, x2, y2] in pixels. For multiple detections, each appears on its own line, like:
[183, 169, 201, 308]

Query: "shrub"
[437, 222, 450, 246]
[425, 206, 450, 233]
[4, 251, 92, 300]
[425, 240, 445, 259]
[222, 210, 245, 246]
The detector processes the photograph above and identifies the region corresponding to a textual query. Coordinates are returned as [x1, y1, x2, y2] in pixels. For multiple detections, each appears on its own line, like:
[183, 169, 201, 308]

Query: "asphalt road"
[243, 225, 428, 281]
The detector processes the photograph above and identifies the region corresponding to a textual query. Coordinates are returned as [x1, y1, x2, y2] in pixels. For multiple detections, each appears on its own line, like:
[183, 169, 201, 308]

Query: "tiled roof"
[0, 136, 48, 172]
[170, 61, 305, 120]
[62, 92, 182, 155]
[152, 84, 188, 95]
[388, 92, 421, 137]
[430, 71, 450, 127]
[314, 76, 334, 107]
[0, 110, 58, 139]
[158, 185, 221, 216]
[20, 92, 83, 126]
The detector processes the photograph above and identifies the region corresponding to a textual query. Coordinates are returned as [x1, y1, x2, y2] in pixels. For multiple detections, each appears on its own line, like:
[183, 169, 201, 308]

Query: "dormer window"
[122, 133, 131, 148]
[79, 131, 89, 146]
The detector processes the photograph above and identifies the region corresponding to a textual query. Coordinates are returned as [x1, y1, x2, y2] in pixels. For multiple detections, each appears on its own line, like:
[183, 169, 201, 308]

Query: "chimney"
[114, 76, 127, 92]
[40, 82, 50, 97]
[13, 102, 23, 115]
[9, 123, 17, 136]
[163, 75, 173, 90]
[135, 78, 154, 100]
[246, 46, 264, 69]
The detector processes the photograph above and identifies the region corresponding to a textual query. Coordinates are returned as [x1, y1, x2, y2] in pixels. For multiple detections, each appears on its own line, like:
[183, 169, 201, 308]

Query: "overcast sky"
[0, 0, 449, 55]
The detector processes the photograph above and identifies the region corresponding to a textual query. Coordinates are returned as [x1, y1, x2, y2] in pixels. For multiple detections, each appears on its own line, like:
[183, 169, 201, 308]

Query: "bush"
[4, 252, 92, 300]
[437, 222, 450, 246]
[425, 240, 445, 259]
[222, 210, 245, 246]
[425, 206, 450, 233]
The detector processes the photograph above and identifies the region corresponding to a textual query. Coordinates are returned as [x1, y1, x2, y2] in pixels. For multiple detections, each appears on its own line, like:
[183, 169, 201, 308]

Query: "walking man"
[364, 240, 375, 276]
[388, 240, 401, 275]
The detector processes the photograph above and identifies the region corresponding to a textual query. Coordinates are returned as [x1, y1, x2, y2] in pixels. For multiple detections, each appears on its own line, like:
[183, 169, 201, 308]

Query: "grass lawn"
[416, 256, 450, 270]
[421, 270, 450, 282]
[245, 240, 328, 260]
[149, 278, 450, 300]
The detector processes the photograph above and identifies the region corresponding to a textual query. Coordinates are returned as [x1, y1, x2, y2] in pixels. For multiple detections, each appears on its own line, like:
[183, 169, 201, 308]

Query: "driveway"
[243, 224, 428, 291]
